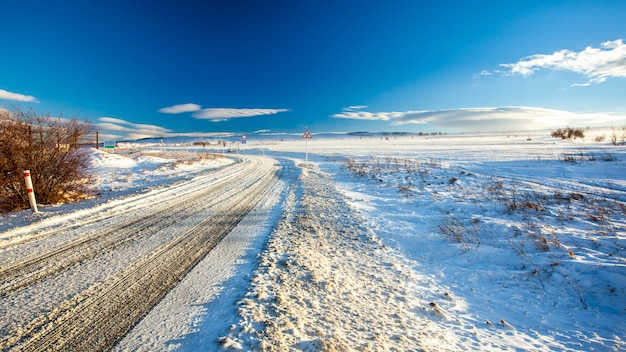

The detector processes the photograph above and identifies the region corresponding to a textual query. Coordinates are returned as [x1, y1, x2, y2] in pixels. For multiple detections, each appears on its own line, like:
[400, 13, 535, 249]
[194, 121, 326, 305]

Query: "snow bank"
[222, 166, 468, 350]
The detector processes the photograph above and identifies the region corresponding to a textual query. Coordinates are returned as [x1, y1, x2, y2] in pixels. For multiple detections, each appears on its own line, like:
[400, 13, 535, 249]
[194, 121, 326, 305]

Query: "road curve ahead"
[0, 155, 280, 352]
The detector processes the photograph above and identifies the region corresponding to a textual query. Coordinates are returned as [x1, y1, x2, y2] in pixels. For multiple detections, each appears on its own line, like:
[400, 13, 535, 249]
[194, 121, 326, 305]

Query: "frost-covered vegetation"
[343, 154, 625, 310]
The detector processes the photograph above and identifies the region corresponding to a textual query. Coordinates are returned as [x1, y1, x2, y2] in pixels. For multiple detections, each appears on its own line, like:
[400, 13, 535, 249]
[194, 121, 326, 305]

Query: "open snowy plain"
[1, 129, 624, 351]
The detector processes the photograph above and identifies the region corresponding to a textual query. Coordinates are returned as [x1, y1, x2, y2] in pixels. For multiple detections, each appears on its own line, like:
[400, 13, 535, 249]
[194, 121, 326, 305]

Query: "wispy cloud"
[158, 103, 201, 114]
[333, 110, 427, 122]
[94, 117, 242, 140]
[332, 106, 626, 132]
[95, 117, 173, 140]
[343, 105, 369, 111]
[158, 103, 289, 122]
[497, 39, 626, 86]
[192, 108, 289, 122]
[0, 89, 39, 103]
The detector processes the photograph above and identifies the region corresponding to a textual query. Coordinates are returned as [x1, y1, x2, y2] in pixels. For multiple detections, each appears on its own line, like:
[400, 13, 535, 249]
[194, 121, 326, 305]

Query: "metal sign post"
[302, 129, 312, 164]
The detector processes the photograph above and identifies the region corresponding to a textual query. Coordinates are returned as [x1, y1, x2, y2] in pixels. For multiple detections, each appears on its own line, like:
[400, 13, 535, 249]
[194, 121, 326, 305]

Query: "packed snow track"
[0, 155, 280, 351]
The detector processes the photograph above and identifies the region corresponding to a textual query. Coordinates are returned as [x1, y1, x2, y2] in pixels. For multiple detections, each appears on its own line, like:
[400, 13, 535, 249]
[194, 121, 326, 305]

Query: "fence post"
[23, 170, 39, 213]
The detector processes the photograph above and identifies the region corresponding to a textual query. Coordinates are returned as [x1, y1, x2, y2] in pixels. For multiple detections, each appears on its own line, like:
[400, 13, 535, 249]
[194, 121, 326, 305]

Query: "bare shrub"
[600, 153, 617, 162]
[551, 127, 585, 140]
[438, 213, 482, 250]
[397, 184, 412, 194]
[529, 233, 549, 251]
[562, 151, 597, 163]
[0, 107, 93, 211]
[610, 126, 626, 146]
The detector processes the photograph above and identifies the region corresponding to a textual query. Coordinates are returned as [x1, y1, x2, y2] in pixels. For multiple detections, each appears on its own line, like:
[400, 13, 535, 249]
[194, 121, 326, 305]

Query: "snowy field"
[1, 129, 625, 351]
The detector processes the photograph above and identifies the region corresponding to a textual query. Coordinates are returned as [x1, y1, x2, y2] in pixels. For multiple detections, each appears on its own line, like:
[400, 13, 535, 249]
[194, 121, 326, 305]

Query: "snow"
[114, 174, 288, 351]
[1, 129, 625, 351]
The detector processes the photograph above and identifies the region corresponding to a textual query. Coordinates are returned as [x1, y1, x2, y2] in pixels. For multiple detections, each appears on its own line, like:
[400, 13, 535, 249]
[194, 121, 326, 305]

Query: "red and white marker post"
[23, 170, 39, 213]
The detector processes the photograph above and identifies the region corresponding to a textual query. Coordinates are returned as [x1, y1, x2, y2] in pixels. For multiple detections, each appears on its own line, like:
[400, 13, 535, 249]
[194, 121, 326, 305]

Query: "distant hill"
[118, 131, 430, 145]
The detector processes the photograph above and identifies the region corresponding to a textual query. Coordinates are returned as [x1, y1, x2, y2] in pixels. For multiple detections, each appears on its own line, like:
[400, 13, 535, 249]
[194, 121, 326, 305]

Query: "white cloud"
[0, 89, 38, 102]
[333, 110, 427, 122]
[343, 105, 369, 111]
[192, 108, 289, 122]
[498, 39, 626, 86]
[158, 103, 202, 114]
[172, 131, 236, 138]
[332, 106, 626, 132]
[94, 117, 243, 140]
[95, 117, 173, 140]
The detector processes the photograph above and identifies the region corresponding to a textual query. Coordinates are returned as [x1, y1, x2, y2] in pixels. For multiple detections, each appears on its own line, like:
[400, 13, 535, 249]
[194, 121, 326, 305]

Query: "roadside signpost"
[302, 129, 312, 164]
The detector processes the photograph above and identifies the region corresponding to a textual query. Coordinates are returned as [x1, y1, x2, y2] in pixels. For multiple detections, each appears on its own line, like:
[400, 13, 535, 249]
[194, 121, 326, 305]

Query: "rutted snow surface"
[114, 166, 289, 351]
[221, 166, 449, 350]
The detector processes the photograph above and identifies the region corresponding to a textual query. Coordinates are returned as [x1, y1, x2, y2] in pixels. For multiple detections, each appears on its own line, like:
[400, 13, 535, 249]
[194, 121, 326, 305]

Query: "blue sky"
[1, 1, 625, 140]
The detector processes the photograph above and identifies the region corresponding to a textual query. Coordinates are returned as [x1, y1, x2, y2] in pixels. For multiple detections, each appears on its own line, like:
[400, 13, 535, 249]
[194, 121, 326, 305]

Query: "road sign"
[302, 129, 312, 164]
[104, 141, 115, 152]
[241, 135, 247, 144]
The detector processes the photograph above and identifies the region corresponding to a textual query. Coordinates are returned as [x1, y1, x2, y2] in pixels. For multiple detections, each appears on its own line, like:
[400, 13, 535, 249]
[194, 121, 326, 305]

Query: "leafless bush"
[600, 153, 617, 161]
[0, 107, 93, 211]
[438, 213, 483, 250]
[529, 233, 550, 251]
[551, 127, 585, 140]
[610, 126, 626, 146]
[562, 150, 602, 163]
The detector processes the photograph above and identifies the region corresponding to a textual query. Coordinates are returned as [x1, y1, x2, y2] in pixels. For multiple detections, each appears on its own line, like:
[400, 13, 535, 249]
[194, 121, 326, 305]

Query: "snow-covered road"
[0, 155, 281, 351]
[1, 131, 624, 351]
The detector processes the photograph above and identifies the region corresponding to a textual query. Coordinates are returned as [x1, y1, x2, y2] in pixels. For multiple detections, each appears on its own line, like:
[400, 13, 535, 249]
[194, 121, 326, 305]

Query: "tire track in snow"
[0, 156, 280, 351]
[0, 159, 253, 297]
[0, 157, 248, 252]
